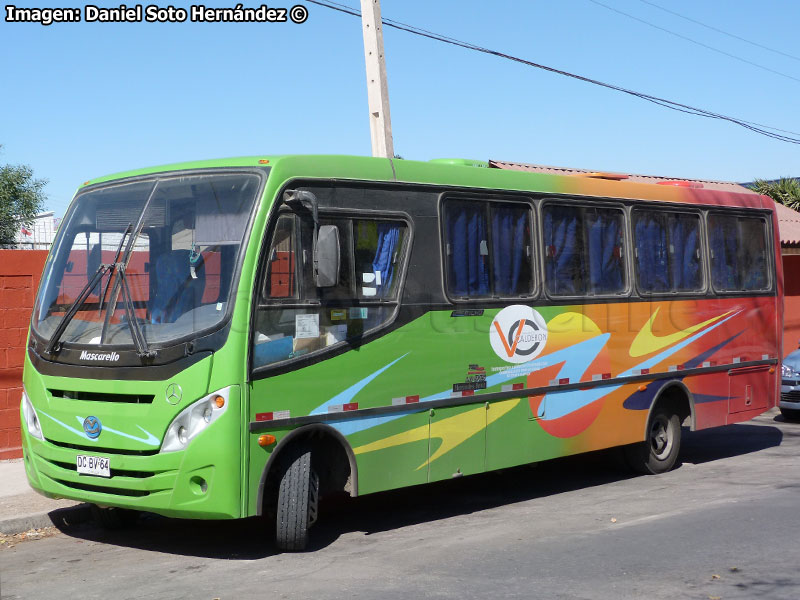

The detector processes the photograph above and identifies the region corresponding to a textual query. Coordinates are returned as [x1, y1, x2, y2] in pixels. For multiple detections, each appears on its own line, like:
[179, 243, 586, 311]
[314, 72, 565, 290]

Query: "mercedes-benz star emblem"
[165, 383, 183, 405]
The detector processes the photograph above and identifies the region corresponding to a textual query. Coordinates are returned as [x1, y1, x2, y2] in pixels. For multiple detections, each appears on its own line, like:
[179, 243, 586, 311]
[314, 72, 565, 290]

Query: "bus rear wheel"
[275, 449, 319, 552]
[625, 406, 682, 475]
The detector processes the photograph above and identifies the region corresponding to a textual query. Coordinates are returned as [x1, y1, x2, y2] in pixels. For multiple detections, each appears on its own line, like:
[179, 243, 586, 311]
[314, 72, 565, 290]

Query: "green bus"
[21, 155, 781, 550]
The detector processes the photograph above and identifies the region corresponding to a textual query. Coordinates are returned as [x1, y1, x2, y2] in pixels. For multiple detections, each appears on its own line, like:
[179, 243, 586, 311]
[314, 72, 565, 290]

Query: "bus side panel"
[248, 295, 778, 501]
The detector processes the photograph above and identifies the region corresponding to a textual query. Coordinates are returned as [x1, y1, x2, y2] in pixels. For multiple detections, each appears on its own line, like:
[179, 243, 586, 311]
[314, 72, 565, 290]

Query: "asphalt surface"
[1, 408, 799, 600]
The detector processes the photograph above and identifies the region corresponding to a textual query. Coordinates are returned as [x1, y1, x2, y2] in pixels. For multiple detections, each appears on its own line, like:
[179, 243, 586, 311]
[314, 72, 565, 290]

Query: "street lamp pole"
[360, 0, 394, 158]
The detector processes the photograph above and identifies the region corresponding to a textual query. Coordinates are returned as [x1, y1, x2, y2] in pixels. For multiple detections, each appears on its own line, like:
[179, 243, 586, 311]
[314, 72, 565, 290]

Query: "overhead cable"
[306, 0, 800, 144]
[637, 0, 800, 63]
[588, 0, 800, 84]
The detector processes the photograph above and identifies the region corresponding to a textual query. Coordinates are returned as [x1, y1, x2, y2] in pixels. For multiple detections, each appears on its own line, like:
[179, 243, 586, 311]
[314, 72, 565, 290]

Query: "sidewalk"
[0, 458, 91, 535]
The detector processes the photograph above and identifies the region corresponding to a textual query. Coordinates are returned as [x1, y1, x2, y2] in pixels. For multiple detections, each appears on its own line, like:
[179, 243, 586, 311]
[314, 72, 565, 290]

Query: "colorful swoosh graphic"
[326, 308, 743, 464]
[629, 308, 734, 357]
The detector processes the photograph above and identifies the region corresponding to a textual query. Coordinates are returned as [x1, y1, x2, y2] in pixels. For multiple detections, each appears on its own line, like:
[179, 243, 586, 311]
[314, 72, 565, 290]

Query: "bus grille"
[49, 439, 159, 456]
[48, 389, 155, 404]
[52, 478, 150, 497]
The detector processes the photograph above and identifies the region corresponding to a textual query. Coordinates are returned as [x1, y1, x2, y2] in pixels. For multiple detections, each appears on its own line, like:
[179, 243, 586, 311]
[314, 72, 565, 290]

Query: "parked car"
[781, 348, 800, 421]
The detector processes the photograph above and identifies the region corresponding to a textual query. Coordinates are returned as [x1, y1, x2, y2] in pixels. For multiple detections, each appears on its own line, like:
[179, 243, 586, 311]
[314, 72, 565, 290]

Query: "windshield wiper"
[100, 183, 159, 357]
[117, 264, 155, 358]
[45, 262, 112, 355]
[98, 222, 132, 315]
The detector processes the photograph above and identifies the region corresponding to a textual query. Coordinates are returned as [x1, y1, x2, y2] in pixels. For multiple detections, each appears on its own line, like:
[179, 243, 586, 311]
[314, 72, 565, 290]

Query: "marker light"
[258, 434, 277, 447]
[258, 159, 270, 164]
[21, 389, 44, 441]
[161, 387, 233, 453]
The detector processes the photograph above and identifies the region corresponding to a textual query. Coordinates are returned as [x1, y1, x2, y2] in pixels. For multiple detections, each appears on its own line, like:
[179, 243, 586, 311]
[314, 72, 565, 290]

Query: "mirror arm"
[283, 189, 320, 279]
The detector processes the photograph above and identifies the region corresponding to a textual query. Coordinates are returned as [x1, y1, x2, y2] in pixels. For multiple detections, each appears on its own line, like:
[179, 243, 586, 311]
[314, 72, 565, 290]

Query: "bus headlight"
[21, 389, 44, 441]
[161, 387, 231, 453]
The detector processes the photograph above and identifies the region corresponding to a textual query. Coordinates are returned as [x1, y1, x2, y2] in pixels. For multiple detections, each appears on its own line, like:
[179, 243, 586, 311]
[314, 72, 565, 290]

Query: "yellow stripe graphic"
[353, 399, 520, 470]
[629, 308, 733, 358]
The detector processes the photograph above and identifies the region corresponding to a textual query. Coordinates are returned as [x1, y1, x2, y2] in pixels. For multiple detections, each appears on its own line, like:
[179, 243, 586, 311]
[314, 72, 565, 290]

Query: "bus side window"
[543, 203, 626, 297]
[709, 214, 769, 292]
[263, 215, 297, 299]
[443, 199, 533, 299]
[252, 215, 408, 369]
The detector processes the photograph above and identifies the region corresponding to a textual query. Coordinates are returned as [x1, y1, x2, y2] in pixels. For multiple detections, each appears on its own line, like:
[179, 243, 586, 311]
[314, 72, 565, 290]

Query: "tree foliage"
[0, 146, 48, 245]
[750, 177, 800, 211]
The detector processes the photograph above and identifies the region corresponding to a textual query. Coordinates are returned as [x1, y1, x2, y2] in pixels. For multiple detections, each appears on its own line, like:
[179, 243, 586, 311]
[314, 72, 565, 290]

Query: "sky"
[2, 0, 799, 217]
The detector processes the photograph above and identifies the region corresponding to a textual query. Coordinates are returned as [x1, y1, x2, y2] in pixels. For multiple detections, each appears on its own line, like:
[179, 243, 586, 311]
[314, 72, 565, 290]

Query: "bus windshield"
[34, 172, 261, 350]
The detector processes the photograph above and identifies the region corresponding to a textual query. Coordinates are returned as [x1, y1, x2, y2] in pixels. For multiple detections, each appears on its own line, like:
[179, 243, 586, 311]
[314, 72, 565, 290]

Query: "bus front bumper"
[21, 425, 242, 520]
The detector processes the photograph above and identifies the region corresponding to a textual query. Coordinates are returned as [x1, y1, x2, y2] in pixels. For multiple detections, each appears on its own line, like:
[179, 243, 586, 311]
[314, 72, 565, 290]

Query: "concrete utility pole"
[360, 0, 394, 158]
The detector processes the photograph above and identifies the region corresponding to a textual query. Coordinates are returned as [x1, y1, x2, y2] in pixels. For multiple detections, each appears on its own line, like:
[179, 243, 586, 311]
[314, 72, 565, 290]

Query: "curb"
[0, 503, 93, 536]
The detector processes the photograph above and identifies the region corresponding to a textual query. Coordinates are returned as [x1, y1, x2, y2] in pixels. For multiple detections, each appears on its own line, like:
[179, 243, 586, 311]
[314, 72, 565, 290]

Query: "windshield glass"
[34, 172, 261, 348]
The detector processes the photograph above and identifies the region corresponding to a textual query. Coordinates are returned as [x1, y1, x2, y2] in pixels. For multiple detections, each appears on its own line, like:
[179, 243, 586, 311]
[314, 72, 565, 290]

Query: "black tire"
[275, 450, 319, 552]
[780, 408, 800, 422]
[625, 406, 682, 475]
[91, 505, 140, 529]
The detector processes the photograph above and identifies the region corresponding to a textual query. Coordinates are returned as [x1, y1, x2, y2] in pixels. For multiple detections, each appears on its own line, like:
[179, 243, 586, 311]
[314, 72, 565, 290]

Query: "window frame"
[631, 206, 708, 297]
[706, 210, 774, 295]
[539, 197, 632, 301]
[439, 193, 538, 303]
[250, 202, 413, 377]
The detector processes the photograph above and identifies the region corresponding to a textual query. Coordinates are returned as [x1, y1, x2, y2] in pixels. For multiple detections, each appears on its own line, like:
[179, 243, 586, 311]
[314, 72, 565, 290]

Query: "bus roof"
[81, 154, 770, 211]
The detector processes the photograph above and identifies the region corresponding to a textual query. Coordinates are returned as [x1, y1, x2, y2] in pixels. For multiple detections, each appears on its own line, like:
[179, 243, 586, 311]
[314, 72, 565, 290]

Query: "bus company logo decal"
[79, 350, 120, 362]
[83, 416, 102, 439]
[490, 305, 548, 364]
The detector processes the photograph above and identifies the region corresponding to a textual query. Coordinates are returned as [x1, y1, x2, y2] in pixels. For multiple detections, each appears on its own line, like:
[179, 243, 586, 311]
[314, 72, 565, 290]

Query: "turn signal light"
[258, 159, 270, 164]
[258, 434, 276, 447]
[214, 395, 225, 409]
[638, 384, 647, 392]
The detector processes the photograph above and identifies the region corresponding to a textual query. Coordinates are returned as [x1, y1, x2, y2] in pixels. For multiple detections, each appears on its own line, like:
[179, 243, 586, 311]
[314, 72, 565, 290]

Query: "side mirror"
[315, 225, 340, 288]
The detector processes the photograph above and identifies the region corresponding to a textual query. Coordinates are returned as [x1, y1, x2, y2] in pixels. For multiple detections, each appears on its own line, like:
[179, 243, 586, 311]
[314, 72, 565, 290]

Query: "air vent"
[49, 389, 155, 404]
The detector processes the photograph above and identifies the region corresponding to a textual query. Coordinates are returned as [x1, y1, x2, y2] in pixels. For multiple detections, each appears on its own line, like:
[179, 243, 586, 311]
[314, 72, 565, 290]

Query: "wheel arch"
[257, 423, 359, 516]
[641, 379, 696, 440]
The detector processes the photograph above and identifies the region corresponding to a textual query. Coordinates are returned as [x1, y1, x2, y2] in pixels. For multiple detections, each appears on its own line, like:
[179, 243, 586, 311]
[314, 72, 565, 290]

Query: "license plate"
[76, 455, 110, 478]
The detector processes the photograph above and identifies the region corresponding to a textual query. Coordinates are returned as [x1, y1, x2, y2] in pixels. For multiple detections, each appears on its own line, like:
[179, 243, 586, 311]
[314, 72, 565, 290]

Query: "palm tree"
[750, 177, 800, 210]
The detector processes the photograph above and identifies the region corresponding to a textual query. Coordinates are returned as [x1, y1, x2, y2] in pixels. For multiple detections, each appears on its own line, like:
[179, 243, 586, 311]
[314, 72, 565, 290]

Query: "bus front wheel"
[625, 406, 682, 475]
[275, 449, 319, 552]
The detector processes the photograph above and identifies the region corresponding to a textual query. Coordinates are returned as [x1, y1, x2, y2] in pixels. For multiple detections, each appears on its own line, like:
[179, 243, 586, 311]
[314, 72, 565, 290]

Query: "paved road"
[2, 409, 799, 600]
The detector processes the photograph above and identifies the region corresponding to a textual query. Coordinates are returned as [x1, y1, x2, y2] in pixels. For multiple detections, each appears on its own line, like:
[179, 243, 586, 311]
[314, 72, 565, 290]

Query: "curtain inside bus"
[543, 206, 582, 295]
[447, 202, 489, 296]
[491, 205, 528, 295]
[371, 223, 401, 295]
[668, 215, 702, 291]
[635, 214, 670, 292]
[587, 210, 624, 293]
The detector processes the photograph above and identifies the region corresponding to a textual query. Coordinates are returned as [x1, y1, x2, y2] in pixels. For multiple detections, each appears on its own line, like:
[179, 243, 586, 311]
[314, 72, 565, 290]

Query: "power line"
[587, 0, 800, 84]
[637, 0, 800, 63]
[305, 0, 800, 144]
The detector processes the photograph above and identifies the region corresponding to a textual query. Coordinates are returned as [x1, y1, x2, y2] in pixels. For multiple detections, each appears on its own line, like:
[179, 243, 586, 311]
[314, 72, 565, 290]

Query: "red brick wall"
[0, 250, 47, 459]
